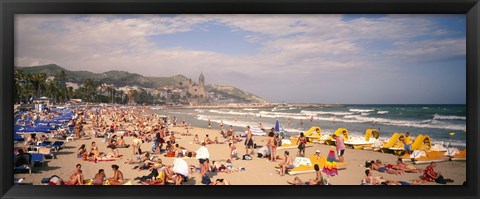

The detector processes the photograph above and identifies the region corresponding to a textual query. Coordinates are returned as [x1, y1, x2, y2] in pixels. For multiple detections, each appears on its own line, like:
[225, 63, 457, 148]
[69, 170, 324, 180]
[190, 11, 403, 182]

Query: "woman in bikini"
[67, 164, 84, 185]
[296, 132, 307, 157]
[267, 130, 276, 161]
[91, 169, 106, 185]
[77, 144, 87, 158]
[107, 164, 124, 185]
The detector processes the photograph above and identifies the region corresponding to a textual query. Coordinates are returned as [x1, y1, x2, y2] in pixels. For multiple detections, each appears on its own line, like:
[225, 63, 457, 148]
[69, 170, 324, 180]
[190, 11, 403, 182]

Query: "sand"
[14, 123, 466, 185]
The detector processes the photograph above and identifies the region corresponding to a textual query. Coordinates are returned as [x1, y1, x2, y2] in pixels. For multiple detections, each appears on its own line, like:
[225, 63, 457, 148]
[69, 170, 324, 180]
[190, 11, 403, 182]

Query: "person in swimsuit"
[288, 164, 324, 185]
[367, 160, 403, 175]
[204, 134, 213, 145]
[77, 144, 87, 158]
[106, 146, 121, 158]
[92, 169, 106, 185]
[395, 158, 422, 173]
[67, 164, 84, 185]
[107, 164, 124, 185]
[267, 129, 277, 161]
[279, 151, 294, 176]
[244, 126, 254, 155]
[296, 132, 307, 157]
[193, 134, 200, 145]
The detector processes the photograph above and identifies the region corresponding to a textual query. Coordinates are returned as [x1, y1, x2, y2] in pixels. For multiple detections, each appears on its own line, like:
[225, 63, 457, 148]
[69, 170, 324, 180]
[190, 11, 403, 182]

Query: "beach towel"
[87, 158, 120, 162]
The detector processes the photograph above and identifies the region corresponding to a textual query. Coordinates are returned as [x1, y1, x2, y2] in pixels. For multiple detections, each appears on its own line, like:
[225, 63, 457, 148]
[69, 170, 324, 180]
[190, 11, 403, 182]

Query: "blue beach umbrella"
[275, 119, 280, 132]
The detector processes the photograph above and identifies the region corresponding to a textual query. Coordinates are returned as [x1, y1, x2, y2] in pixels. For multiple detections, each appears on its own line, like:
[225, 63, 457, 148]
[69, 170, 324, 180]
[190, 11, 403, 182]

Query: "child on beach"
[229, 143, 237, 160]
[193, 134, 200, 144]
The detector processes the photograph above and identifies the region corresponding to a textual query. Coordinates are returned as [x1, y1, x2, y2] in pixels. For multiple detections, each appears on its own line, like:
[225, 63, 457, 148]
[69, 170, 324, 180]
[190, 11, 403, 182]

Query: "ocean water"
[153, 104, 467, 147]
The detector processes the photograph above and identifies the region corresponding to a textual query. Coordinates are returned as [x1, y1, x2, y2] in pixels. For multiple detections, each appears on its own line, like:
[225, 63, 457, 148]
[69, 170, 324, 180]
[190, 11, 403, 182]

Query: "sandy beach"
[14, 113, 466, 185]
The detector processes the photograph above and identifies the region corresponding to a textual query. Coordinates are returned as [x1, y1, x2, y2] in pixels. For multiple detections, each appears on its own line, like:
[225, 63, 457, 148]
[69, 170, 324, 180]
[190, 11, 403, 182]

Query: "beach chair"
[66, 134, 76, 142]
[51, 141, 65, 151]
[31, 153, 46, 166]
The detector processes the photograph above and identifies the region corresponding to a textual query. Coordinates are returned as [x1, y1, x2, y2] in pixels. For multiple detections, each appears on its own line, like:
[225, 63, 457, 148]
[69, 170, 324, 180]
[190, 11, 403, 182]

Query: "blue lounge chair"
[31, 153, 45, 166]
[51, 141, 64, 151]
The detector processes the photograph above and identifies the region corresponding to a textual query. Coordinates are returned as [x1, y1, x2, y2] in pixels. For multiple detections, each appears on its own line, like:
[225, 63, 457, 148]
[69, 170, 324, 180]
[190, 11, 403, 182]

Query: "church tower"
[199, 72, 205, 88]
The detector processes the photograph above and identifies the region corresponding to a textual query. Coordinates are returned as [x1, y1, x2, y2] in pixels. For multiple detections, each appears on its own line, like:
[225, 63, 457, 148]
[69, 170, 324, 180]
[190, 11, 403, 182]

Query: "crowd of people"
[14, 105, 458, 186]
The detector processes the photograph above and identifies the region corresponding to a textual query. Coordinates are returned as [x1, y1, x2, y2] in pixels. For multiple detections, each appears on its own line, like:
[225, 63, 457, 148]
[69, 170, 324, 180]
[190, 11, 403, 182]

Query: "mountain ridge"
[15, 64, 267, 103]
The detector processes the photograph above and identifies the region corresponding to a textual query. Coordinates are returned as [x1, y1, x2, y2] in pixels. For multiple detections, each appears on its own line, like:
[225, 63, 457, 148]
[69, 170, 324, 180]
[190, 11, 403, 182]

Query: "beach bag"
[201, 175, 211, 185]
[242, 154, 252, 160]
[435, 176, 447, 184]
[166, 152, 175, 157]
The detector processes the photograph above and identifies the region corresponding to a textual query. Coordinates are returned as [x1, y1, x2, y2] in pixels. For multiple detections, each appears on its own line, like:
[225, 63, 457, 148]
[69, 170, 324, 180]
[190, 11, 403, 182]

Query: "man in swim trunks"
[279, 151, 294, 176]
[403, 132, 413, 154]
[244, 126, 254, 155]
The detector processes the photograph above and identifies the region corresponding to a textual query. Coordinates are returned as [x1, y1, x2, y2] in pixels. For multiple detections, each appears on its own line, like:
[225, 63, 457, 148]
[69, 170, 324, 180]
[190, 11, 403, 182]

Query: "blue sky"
[15, 14, 466, 104]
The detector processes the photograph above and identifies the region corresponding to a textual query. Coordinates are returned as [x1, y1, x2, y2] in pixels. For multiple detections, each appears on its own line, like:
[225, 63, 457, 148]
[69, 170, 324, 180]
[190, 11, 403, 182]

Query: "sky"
[14, 14, 466, 104]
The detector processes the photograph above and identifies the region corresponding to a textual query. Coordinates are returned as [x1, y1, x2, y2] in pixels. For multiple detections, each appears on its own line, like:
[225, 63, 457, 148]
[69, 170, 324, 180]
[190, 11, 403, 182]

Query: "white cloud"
[14, 14, 466, 103]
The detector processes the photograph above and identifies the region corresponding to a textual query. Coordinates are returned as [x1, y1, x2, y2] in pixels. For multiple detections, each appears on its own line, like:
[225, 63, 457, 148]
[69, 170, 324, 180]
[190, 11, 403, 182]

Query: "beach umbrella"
[323, 147, 338, 177]
[275, 119, 280, 132]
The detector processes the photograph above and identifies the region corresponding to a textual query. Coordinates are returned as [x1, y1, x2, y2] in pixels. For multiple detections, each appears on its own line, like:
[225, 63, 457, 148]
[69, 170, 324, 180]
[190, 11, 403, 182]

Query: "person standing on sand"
[173, 116, 177, 127]
[279, 151, 293, 176]
[403, 132, 413, 155]
[196, 142, 210, 177]
[333, 134, 346, 162]
[297, 132, 307, 157]
[132, 134, 142, 155]
[267, 129, 277, 161]
[154, 129, 161, 154]
[244, 126, 254, 155]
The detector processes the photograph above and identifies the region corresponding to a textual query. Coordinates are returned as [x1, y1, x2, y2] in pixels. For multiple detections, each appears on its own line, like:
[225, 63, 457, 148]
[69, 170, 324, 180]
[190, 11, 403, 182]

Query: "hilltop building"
[187, 73, 207, 105]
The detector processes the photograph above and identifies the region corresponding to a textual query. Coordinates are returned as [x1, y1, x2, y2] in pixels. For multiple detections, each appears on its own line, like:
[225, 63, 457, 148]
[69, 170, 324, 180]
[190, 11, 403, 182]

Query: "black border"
[1, 0, 479, 199]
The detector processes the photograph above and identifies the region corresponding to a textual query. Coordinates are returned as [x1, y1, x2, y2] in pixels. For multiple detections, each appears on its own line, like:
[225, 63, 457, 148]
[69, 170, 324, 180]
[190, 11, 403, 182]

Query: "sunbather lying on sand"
[211, 159, 237, 174]
[365, 160, 404, 175]
[362, 169, 424, 185]
[287, 164, 324, 185]
[395, 158, 422, 173]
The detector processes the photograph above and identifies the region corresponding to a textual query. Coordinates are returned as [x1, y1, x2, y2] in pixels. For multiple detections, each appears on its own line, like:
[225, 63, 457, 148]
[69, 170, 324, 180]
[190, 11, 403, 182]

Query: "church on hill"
[187, 73, 207, 104]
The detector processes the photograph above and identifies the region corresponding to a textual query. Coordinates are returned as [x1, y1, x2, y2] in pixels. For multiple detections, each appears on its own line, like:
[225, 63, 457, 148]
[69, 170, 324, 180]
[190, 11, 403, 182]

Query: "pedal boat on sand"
[344, 129, 379, 150]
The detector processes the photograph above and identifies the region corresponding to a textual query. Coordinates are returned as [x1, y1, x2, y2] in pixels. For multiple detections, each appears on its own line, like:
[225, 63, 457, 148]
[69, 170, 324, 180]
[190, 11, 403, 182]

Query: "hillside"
[206, 84, 266, 104]
[15, 64, 268, 103]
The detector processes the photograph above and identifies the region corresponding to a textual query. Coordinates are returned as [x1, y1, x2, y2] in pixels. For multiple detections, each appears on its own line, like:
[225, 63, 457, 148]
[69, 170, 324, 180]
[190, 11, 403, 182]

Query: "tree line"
[14, 70, 158, 105]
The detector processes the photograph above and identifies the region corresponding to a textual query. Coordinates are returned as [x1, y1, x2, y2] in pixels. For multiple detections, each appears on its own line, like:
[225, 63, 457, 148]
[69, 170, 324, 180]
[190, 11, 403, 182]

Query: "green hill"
[15, 64, 268, 103]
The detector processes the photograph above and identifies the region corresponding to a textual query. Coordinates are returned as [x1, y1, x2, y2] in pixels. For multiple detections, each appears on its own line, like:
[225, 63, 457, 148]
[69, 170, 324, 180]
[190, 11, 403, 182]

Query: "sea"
[152, 104, 467, 147]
